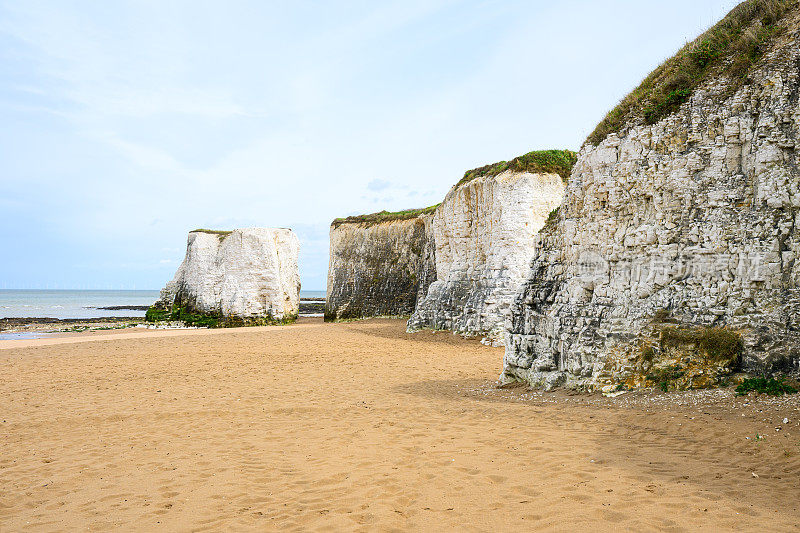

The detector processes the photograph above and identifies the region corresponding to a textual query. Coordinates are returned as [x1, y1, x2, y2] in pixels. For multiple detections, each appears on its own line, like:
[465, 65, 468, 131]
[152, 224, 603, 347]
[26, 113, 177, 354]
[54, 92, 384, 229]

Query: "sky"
[0, 0, 743, 291]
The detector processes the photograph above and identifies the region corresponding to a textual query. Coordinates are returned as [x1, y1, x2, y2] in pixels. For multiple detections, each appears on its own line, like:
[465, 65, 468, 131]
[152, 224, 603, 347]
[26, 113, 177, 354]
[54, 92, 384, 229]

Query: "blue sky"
[0, 0, 741, 290]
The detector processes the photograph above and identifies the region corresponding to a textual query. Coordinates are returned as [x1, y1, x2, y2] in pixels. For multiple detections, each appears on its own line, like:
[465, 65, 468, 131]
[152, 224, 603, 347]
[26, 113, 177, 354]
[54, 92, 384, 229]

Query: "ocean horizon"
[0, 289, 326, 319]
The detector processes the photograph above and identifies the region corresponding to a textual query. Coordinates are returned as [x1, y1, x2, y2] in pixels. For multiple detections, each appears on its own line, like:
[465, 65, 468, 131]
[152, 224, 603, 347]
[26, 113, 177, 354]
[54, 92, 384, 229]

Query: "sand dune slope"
[1, 319, 799, 531]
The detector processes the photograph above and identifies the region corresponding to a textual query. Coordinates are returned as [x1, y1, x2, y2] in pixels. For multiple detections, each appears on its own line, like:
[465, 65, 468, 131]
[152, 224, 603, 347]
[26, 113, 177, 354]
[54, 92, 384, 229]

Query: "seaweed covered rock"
[152, 228, 300, 325]
[504, 0, 800, 389]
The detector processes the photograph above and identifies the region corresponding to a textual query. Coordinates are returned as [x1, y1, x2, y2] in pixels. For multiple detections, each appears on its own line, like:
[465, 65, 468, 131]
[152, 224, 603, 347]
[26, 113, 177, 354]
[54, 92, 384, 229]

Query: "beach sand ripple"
[1, 319, 799, 531]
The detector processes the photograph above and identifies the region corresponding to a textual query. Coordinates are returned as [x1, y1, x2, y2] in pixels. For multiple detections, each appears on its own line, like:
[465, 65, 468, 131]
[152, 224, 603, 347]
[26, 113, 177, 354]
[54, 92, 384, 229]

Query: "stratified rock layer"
[407, 171, 565, 342]
[325, 216, 435, 320]
[155, 228, 300, 321]
[504, 10, 800, 389]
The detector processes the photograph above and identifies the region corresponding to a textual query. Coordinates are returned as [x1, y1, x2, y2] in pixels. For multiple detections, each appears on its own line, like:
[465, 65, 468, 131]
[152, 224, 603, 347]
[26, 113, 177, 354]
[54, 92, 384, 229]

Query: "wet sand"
[1, 318, 799, 531]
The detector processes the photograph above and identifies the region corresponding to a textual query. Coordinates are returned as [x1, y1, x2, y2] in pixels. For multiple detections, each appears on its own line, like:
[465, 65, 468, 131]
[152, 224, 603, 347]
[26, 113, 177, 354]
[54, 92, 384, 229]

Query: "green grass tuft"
[736, 376, 799, 396]
[544, 207, 560, 227]
[459, 149, 577, 186]
[191, 229, 233, 242]
[331, 205, 440, 228]
[660, 325, 744, 364]
[586, 0, 793, 145]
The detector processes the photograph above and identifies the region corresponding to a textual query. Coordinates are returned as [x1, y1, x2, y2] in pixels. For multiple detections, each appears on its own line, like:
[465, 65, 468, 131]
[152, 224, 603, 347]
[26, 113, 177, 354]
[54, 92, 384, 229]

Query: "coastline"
[0, 295, 328, 336]
[1, 316, 145, 331]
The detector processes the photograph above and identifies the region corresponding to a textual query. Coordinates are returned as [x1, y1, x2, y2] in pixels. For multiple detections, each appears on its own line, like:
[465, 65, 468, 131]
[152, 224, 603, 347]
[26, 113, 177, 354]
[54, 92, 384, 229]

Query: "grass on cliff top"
[333, 149, 576, 227]
[191, 228, 233, 241]
[191, 228, 233, 236]
[331, 204, 440, 227]
[459, 149, 577, 186]
[586, 0, 794, 146]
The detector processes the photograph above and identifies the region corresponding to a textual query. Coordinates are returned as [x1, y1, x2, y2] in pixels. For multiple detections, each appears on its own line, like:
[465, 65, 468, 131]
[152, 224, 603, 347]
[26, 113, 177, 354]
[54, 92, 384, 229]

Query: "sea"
[0, 289, 327, 320]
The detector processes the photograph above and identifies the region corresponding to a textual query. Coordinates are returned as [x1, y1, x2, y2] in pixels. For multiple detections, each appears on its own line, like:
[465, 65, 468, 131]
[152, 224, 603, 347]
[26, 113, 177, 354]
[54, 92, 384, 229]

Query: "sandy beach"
[1, 318, 799, 531]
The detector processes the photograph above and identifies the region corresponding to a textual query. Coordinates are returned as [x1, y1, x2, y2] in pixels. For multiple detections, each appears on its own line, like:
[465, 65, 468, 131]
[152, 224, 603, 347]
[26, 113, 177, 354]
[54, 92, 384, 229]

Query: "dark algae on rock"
[325, 210, 436, 321]
[146, 305, 296, 328]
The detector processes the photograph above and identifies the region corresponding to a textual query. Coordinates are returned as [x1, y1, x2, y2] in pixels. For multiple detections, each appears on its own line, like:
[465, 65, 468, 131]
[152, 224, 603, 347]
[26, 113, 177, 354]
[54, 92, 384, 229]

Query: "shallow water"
[0, 290, 160, 319]
[0, 332, 50, 340]
[0, 289, 327, 319]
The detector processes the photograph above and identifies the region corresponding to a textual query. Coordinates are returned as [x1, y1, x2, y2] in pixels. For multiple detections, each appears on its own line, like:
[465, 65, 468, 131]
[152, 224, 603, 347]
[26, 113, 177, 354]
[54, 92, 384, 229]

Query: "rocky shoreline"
[86, 305, 150, 311]
[0, 298, 328, 334]
[299, 298, 325, 315]
[0, 316, 145, 333]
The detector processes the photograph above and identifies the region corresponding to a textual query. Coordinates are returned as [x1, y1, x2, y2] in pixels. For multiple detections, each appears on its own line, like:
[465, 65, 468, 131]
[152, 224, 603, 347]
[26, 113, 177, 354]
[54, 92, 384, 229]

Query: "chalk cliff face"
[504, 4, 800, 389]
[407, 171, 565, 341]
[325, 214, 436, 320]
[155, 228, 300, 322]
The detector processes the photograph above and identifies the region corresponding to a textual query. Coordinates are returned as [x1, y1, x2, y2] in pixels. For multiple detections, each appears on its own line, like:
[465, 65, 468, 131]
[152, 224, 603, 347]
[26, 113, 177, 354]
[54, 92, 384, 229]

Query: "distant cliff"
[152, 228, 300, 326]
[407, 152, 569, 343]
[325, 209, 436, 321]
[504, 0, 800, 391]
[326, 151, 572, 332]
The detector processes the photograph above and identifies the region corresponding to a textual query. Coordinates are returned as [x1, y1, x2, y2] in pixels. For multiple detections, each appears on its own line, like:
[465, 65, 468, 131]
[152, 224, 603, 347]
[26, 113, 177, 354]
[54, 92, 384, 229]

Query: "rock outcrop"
[324, 209, 436, 321]
[504, 1, 800, 390]
[153, 228, 300, 324]
[407, 162, 567, 342]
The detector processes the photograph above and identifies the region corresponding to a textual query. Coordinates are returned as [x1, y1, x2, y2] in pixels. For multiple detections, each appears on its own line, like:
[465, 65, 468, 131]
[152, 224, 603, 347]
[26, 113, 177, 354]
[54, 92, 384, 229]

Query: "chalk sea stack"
[503, 0, 800, 390]
[150, 228, 300, 326]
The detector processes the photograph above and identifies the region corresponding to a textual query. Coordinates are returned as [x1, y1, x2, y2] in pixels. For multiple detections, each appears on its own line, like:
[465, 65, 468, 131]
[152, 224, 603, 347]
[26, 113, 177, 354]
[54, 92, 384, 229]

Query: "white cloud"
[367, 179, 392, 191]
[0, 0, 743, 289]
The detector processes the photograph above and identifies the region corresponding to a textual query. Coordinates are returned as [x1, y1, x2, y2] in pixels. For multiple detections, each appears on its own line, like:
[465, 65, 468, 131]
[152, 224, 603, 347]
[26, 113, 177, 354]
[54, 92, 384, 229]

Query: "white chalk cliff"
[155, 228, 300, 322]
[504, 2, 800, 389]
[407, 169, 565, 342]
